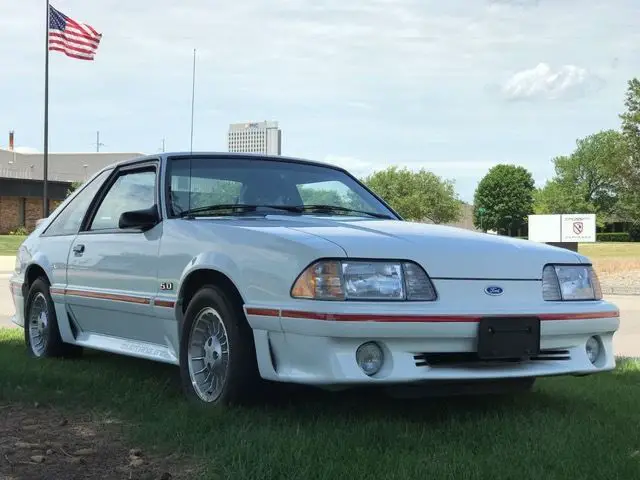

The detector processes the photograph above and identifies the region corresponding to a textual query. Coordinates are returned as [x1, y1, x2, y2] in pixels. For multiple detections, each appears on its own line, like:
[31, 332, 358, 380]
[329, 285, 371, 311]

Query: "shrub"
[596, 232, 631, 242]
[628, 222, 640, 242]
[8, 226, 29, 236]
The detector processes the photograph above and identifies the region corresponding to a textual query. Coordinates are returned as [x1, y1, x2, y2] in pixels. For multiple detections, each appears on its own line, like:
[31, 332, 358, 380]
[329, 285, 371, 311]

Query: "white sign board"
[528, 214, 561, 242]
[528, 213, 596, 243]
[561, 214, 596, 242]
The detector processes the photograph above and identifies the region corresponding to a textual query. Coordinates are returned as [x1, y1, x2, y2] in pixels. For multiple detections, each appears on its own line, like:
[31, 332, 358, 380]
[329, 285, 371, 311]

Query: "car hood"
[273, 216, 584, 280]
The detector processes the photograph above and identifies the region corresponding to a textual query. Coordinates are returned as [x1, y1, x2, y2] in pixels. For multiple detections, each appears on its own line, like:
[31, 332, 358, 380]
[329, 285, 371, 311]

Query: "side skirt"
[72, 332, 179, 365]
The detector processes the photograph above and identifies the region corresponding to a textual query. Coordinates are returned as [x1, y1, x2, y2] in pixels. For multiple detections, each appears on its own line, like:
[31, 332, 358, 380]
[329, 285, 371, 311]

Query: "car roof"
[100, 151, 349, 174]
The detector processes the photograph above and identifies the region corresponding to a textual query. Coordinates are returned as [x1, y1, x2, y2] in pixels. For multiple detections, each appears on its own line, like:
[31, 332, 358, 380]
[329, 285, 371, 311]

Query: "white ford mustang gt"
[9, 152, 620, 405]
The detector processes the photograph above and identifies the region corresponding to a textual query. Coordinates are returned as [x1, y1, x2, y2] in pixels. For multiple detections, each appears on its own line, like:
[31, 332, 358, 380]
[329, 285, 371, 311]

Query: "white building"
[227, 121, 282, 155]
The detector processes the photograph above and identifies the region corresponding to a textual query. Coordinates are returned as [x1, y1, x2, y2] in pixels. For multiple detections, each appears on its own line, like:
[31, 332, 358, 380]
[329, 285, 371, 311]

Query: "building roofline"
[0, 148, 144, 156]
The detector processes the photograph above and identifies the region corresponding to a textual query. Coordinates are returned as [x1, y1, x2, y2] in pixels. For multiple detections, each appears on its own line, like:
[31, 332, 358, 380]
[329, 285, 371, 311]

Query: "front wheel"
[178, 285, 260, 406]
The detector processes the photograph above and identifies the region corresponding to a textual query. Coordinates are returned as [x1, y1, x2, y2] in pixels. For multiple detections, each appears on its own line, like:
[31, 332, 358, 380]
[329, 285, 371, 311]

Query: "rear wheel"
[24, 277, 83, 359]
[179, 285, 260, 406]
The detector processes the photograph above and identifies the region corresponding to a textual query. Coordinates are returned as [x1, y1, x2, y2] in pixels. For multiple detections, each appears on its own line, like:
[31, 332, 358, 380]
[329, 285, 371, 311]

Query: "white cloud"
[324, 155, 501, 180]
[502, 63, 605, 101]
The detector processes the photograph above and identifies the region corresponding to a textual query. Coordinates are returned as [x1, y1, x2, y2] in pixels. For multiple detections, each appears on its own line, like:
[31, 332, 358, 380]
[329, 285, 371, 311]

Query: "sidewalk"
[0, 256, 15, 274]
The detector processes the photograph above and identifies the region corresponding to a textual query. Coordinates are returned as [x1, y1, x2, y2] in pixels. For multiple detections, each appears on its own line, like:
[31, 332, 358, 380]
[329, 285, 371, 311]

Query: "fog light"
[586, 336, 601, 364]
[356, 342, 384, 376]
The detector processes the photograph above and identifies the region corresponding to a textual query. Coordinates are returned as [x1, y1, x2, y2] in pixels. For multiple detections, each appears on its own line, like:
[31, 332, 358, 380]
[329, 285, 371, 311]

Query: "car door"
[33, 168, 113, 343]
[65, 159, 164, 344]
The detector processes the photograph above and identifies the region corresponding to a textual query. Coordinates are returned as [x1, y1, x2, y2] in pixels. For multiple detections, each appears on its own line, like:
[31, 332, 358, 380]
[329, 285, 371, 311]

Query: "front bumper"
[244, 304, 620, 386]
[8, 277, 24, 328]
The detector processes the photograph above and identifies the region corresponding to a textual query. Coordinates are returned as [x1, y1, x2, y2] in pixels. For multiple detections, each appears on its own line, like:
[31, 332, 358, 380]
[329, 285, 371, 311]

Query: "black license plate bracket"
[477, 316, 541, 360]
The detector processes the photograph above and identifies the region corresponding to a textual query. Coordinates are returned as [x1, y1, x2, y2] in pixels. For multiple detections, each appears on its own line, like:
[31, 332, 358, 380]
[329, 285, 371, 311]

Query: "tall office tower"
[227, 121, 282, 155]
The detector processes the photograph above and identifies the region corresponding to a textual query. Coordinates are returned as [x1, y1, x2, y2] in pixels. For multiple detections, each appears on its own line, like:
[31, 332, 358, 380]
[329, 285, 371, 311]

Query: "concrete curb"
[601, 287, 640, 296]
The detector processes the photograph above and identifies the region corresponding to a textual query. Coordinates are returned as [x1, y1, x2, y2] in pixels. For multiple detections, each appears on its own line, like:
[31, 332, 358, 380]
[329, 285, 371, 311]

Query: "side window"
[43, 169, 112, 236]
[88, 169, 156, 231]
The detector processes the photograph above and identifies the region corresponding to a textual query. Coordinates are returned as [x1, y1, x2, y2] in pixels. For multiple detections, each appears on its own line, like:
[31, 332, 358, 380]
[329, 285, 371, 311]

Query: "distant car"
[9, 152, 620, 405]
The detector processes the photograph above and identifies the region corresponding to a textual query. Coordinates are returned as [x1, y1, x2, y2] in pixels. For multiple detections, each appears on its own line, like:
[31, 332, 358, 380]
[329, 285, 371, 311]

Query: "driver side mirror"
[118, 205, 160, 231]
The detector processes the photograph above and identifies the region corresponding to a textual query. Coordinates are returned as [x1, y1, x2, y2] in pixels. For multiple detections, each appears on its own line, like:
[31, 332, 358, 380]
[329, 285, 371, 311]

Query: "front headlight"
[542, 264, 602, 301]
[291, 259, 437, 301]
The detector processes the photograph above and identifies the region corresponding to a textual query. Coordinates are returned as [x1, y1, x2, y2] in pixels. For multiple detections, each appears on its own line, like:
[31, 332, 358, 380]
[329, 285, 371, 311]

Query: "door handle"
[73, 244, 85, 254]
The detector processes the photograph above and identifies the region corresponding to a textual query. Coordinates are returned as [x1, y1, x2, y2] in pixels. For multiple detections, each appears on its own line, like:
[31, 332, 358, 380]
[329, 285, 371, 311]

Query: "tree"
[533, 179, 596, 215]
[618, 78, 640, 223]
[533, 130, 628, 218]
[473, 164, 535, 234]
[362, 166, 462, 223]
[66, 181, 83, 198]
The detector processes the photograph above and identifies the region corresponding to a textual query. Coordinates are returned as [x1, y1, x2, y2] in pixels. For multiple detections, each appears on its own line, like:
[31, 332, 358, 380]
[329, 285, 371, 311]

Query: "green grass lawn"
[0, 235, 26, 256]
[1, 327, 638, 479]
[579, 242, 640, 260]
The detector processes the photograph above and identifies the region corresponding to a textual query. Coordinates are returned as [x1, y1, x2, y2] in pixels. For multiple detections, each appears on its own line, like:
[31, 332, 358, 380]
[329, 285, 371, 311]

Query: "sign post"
[527, 214, 596, 252]
[478, 207, 486, 232]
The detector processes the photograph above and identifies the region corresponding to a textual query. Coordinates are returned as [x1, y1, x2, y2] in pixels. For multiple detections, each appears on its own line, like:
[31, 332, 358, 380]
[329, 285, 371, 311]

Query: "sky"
[1, 0, 639, 203]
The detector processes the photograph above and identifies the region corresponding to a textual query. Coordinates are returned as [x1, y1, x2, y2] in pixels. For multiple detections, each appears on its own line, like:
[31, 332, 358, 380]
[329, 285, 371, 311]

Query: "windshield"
[166, 156, 398, 219]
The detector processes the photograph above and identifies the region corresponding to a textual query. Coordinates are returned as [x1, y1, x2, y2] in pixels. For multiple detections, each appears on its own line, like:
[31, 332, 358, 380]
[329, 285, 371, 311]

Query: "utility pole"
[161, 137, 165, 152]
[95, 130, 104, 152]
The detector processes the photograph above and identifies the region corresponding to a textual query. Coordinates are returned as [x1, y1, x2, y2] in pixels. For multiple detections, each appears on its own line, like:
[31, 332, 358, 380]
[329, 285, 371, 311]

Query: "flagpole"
[189, 48, 196, 153]
[43, 0, 50, 217]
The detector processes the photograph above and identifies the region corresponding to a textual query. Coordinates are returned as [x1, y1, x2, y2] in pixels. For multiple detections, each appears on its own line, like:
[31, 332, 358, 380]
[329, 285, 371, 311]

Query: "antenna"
[189, 48, 196, 153]
[187, 48, 197, 215]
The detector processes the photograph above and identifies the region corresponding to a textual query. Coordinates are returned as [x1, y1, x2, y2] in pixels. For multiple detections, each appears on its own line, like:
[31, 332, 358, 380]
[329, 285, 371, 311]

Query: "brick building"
[0, 135, 142, 234]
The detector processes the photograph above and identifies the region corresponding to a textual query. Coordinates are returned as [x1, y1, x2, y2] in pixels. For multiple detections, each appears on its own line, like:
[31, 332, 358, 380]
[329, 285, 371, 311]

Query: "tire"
[24, 277, 83, 359]
[178, 285, 260, 407]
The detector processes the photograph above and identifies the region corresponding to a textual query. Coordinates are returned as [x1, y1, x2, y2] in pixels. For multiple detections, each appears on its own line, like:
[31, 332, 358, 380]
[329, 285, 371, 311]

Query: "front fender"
[175, 250, 243, 305]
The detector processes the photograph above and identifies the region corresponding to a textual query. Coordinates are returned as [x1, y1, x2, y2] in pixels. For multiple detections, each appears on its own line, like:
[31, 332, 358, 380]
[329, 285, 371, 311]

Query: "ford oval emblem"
[485, 286, 504, 296]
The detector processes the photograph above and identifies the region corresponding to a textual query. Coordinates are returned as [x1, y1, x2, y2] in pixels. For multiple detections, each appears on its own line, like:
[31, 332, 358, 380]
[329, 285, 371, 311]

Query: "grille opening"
[414, 349, 571, 367]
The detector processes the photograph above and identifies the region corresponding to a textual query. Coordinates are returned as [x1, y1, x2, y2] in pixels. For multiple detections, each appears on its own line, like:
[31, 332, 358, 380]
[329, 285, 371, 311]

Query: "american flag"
[48, 5, 102, 61]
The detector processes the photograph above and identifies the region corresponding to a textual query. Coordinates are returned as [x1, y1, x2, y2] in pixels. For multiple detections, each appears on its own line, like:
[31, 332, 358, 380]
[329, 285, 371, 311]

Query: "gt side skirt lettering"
[50, 287, 175, 308]
[245, 308, 619, 323]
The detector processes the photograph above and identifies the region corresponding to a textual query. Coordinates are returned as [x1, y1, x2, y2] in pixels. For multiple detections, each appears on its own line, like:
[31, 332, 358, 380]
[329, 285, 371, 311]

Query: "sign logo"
[572, 221, 584, 235]
[484, 286, 504, 296]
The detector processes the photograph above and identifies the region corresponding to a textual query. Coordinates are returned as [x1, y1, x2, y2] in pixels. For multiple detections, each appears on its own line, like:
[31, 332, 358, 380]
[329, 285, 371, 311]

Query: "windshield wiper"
[178, 204, 299, 218]
[295, 204, 394, 219]
[178, 203, 394, 219]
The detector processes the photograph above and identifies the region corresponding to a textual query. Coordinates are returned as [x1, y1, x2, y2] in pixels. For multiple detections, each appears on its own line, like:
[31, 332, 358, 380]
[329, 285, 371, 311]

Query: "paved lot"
[0, 273, 15, 328]
[1, 271, 638, 356]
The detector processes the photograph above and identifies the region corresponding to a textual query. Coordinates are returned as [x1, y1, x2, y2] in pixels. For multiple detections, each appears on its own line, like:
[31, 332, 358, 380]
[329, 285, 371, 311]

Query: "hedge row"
[595, 232, 632, 242]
